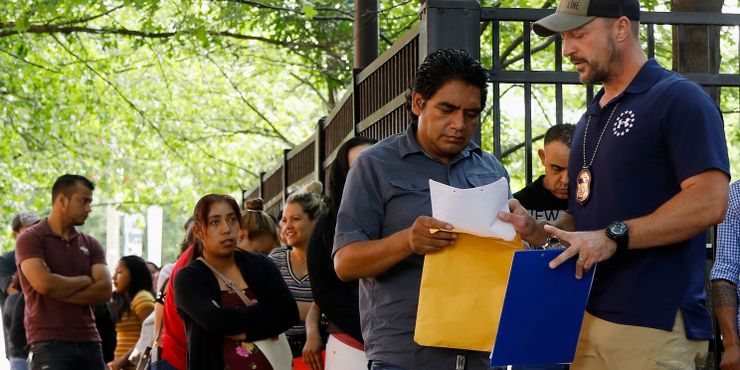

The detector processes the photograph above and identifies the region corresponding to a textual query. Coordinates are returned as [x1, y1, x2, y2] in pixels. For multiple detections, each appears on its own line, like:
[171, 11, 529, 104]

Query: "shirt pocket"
[465, 172, 501, 188]
[388, 178, 430, 192]
[386, 179, 432, 233]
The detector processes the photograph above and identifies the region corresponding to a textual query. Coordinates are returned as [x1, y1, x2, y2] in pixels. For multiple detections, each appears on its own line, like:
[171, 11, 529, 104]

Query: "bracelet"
[155, 290, 166, 304]
[540, 235, 562, 250]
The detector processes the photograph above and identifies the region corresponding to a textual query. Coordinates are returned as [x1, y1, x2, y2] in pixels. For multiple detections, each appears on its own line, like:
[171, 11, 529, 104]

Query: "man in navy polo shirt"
[500, 0, 730, 368]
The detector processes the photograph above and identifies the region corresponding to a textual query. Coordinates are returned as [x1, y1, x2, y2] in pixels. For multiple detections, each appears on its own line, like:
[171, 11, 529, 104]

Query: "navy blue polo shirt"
[568, 59, 729, 339]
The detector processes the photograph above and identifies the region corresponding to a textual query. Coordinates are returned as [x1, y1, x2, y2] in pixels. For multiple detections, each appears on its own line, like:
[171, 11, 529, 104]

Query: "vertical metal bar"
[555, 35, 563, 125]
[523, 21, 532, 72]
[525, 83, 533, 184]
[524, 21, 533, 184]
[492, 21, 502, 159]
[352, 69, 361, 136]
[315, 117, 326, 185]
[586, 85, 594, 106]
[678, 24, 686, 72]
[647, 23, 655, 59]
[282, 149, 290, 205]
[708, 25, 719, 102]
[259, 171, 265, 200]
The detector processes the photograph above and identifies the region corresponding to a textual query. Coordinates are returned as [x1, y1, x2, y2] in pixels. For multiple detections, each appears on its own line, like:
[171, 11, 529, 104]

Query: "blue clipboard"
[490, 249, 595, 367]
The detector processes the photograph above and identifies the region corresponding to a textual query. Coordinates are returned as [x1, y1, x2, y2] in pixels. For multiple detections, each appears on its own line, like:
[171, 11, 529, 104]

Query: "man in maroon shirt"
[16, 174, 112, 370]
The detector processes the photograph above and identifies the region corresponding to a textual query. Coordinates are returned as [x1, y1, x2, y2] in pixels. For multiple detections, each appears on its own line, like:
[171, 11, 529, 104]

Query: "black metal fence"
[242, 25, 420, 216]
[243, 1, 740, 365]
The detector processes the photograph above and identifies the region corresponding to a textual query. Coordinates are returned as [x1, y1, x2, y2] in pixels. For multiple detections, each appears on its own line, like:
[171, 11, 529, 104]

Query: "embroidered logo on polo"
[79, 245, 90, 256]
[612, 110, 636, 137]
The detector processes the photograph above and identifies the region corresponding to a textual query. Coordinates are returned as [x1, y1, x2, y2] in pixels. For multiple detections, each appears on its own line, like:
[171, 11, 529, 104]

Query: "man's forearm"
[59, 278, 112, 305]
[334, 230, 412, 281]
[713, 280, 740, 348]
[43, 274, 92, 300]
[627, 171, 727, 250]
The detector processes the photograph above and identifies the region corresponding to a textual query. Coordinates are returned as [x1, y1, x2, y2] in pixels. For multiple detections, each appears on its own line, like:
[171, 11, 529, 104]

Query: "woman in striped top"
[270, 182, 324, 367]
[109, 255, 155, 370]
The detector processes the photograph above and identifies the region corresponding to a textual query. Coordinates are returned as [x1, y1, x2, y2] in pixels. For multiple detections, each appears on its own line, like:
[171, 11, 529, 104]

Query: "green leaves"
[303, 5, 318, 19]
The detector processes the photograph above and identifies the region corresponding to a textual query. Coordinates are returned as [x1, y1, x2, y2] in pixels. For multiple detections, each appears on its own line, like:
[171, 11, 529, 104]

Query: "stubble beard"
[580, 38, 621, 85]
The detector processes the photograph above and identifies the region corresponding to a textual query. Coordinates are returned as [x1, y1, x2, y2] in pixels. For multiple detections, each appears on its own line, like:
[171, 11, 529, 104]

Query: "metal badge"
[576, 167, 591, 205]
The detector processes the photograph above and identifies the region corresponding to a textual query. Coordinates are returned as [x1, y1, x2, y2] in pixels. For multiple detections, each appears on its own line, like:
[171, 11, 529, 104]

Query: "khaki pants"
[571, 312, 708, 370]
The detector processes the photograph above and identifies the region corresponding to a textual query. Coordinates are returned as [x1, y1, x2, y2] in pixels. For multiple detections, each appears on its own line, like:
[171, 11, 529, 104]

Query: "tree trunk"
[670, 0, 723, 74]
[670, 2, 724, 370]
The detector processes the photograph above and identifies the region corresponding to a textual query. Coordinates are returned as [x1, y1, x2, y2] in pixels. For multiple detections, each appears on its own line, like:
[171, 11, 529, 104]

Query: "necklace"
[576, 103, 620, 205]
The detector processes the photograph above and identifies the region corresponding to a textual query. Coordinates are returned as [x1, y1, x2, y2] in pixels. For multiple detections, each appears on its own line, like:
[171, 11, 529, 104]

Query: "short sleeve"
[87, 236, 107, 266]
[131, 290, 155, 319]
[333, 154, 385, 255]
[14, 231, 45, 265]
[663, 80, 730, 182]
[711, 184, 740, 285]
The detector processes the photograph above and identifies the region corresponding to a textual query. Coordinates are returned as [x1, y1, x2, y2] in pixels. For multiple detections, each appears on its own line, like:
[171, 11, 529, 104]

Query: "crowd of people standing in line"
[1, 0, 735, 368]
[1, 130, 375, 370]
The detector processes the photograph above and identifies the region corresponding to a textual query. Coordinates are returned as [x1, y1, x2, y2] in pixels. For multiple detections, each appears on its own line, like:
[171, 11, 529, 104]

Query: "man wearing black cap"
[500, 0, 730, 368]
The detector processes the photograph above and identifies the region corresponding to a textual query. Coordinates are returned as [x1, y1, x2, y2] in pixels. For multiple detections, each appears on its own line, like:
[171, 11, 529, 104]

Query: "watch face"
[610, 222, 627, 236]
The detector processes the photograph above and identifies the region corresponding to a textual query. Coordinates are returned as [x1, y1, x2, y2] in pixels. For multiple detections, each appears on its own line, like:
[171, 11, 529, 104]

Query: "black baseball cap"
[533, 0, 641, 37]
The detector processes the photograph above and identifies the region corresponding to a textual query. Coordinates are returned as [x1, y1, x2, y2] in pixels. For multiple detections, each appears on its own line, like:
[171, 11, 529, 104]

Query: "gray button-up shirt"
[334, 124, 509, 370]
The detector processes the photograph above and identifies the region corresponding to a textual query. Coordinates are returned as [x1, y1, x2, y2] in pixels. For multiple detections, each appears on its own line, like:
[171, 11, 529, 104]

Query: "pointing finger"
[543, 224, 569, 241]
[549, 245, 579, 270]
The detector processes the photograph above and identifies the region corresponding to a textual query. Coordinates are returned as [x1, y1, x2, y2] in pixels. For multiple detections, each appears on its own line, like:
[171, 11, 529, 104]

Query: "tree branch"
[502, 36, 556, 69]
[57, 4, 126, 26]
[501, 133, 545, 158]
[0, 24, 329, 51]
[499, 0, 558, 67]
[217, 0, 353, 20]
[49, 33, 196, 176]
[289, 71, 330, 110]
[0, 48, 61, 73]
[204, 53, 295, 147]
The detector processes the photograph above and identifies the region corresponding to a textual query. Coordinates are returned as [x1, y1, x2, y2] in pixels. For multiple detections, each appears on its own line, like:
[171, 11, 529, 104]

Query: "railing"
[241, 3, 738, 365]
[483, 8, 740, 185]
[242, 26, 420, 216]
[483, 8, 739, 368]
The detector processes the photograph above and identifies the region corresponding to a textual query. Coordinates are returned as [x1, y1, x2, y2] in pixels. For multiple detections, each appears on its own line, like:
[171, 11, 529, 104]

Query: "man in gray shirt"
[333, 49, 509, 370]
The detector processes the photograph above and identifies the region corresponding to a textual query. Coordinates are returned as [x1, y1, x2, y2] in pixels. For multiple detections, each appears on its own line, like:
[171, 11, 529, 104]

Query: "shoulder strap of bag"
[197, 257, 253, 307]
[198, 258, 292, 370]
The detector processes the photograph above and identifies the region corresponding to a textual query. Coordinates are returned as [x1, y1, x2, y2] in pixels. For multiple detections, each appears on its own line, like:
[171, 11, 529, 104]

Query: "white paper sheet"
[429, 177, 516, 241]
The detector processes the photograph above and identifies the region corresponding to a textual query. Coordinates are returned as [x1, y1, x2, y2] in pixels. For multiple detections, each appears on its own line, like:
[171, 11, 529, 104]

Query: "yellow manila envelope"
[414, 232, 524, 352]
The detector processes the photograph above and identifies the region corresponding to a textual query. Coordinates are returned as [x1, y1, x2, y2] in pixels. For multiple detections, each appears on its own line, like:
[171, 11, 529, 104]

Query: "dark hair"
[111, 255, 153, 322]
[179, 216, 198, 257]
[51, 174, 95, 204]
[145, 261, 160, 272]
[285, 182, 324, 220]
[405, 49, 488, 122]
[327, 137, 376, 214]
[544, 123, 576, 148]
[10, 273, 20, 292]
[192, 194, 242, 253]
[241, 198, 278, 241]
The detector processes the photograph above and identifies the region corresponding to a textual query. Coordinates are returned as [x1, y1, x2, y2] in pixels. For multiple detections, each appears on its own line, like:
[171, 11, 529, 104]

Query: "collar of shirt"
[397, 122, 482, 165]
[38, 218, 81, 242]
[587, 59, 664, 116]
